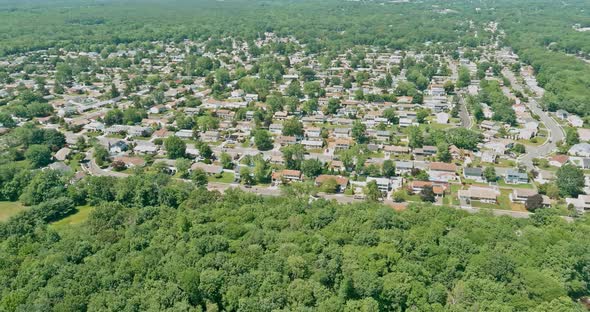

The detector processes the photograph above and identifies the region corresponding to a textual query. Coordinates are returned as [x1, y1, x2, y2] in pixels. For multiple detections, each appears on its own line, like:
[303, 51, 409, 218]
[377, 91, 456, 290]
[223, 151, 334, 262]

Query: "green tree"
[382, 160, 395, 177]
[352, 120, 367, 144]
[365, 180, 381, 202]
[190, 168, 208, 187]
[254, 130, 273, 151]
[420, 185, 436, 202]
[25, 144, 52, 168]
[565, 128, 580, 146]
[407, 126, 423, 148]
[283, 119, 304, 137]
[301, 159, 323, 178]
[164, 136, 186, 159]
[282, 144, 305, 170]
[484, 166, 497, 182]
[556, 164, 584, 197]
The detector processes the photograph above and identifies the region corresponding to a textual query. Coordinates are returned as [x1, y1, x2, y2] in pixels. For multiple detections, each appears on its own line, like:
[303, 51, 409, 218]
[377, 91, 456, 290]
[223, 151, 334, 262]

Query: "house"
[277, 135, 297, 146]
[504, 169, 528, 184]
[329, 160, 345, 172]
[201, 131, 220, 143]
[334, 138, 351, 151]
[569, 143, 590, 157]
[548, 154, 569, 168]
[481, 150, 497, 163]
[565, 195, 590, 213]
[54, 147, 71, 161]
[272, 169, 302, 184]
[366, 177, 390, 193]
[301, 140, 323, 149]
[435, 112, 449, 124]
[48, 161, 72, 173]
[458, 186, 500, 204]
[134, 142, 158, 155]
[113, 156, 146, 168]
[463, 167, 484, 183]
[190, 162, 223, 175]
[315, 175, 349, 192]
[509, 189, 550, 207]
[333, 127, 351, 138]
[567, 115, 584, 128]
[395, 161, 414, 175]
[429, 162, 458, 182]
[408, 180, 447, 198]
[305, 127, 322, 139]
[175, 129, 194, 139]
[269, 123, 283, 135]
[555, 110, 568, 120]
[109, 141, 129, 154]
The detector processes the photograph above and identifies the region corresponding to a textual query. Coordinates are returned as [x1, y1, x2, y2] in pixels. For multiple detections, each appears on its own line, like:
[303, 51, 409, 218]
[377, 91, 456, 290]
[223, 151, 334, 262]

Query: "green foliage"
[164, 136, 186, 159]
[25, 144, 52, 168]
[254, 129, 273, 151]
[556, 164, 585, 197]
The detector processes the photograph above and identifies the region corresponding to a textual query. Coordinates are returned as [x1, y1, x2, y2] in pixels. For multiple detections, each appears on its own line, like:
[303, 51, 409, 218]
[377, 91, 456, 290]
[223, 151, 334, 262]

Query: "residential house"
[272, 169, 302, 184]
[395, 161, 413, 175]
[458, 186, 500, 204]
[569, 143, 590, 157]
[549, 154, 569, 168]
[366, 177, 391, 193]
[463, 167, 484, 183]
[509, 189, 550, 207]
[428, 162, 458, 182]
[315, 175, 349, 193]
[504, 169, 528, 184]
[190, 162, 223, 175]
[113, 156, 146, 168]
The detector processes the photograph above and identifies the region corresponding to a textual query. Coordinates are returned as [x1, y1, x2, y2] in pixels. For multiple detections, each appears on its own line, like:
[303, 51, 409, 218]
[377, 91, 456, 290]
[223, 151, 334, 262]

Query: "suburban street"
[502, 69, 565, 169]
[457, 92, 473, 129]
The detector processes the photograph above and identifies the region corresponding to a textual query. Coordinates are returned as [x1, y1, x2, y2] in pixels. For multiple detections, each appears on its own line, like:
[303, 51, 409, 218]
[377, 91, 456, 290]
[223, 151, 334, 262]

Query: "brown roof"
[429, 162, 457, 172]
[315, 175, 349, 187]
[114, 156, 146, 167]
[550, 154, 569, 164]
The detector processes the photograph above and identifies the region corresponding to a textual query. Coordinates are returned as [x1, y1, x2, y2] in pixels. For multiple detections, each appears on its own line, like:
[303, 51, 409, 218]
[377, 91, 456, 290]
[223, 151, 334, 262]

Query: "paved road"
[457, 92, 473, 129]
[502, 69, 565, 169]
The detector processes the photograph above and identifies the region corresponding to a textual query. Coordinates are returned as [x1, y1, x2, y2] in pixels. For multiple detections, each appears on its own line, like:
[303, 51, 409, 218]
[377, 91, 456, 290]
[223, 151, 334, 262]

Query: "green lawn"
[51, 205, 94, 229]
[0, 201, 26, 222]
[498, 178, 534, 189]
[208, 172, 235, 183]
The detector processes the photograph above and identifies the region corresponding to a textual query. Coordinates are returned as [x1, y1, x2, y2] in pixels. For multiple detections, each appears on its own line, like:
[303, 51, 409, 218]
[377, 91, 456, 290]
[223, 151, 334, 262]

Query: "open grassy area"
[51, 205, 94, 229]
[0, 201, 26, 222]
[208, 172, 235, 183]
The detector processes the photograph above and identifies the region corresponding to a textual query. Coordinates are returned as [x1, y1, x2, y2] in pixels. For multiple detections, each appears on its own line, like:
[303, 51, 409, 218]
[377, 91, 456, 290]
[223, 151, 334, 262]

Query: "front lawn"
[208, 172, 235, 184]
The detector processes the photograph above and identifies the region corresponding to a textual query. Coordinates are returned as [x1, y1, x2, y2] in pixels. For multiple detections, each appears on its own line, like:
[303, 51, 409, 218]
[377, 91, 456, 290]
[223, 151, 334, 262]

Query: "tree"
[382, 160, 395, 177]
[512, 143, 526, 154]
[25, 144, 52, 168]
[416, 109, 430, 124]
[556, 164, 585, 197]
[286, 80, 303, 98]
[365, 180, 382, 202]
[220, 152, 233, 169]
[382, 108, 398, 124]
[109, 83, 120, 98]
[254, 130, 273, 151]
[191, 168, 208, 187]
[325, 98, 341, 115]
[446, 128, 482, 150]
[239, 166, 253, 185]
[320, 178, 339, 194]
[525, 194, 545, 212]
[437, 143, 452, 163]
[176, 158, 192, 178]
[443, 80, 455, 94]
[253, 158, 271, 184]
[352, 120, 367, 144]
[282, 144, 305, 170]
[301, 159, 323, 178]
[407, 126, 423, 148]
[420, 186, 436, 202]
[283, 119, 304, 137]
[484, 166, 497, 182]
[565, 128, 579, 146]
[393, 190, 407, 202]
[94, 145, 109, 167]
[19, 170, 65, 206]
[164, 136, 186, 159]
[457, 66, 471, 88]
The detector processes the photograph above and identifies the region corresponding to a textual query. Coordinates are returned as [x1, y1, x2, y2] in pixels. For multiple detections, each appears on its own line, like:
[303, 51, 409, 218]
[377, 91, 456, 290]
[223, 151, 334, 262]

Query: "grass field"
[0, 201, 26, 222]
[208, 172, 235, 183]
[51, 205, 94, 229]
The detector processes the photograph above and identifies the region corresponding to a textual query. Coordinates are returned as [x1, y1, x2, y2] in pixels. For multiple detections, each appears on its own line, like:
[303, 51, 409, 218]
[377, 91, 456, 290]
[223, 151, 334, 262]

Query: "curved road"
[502, 69, 565, 169]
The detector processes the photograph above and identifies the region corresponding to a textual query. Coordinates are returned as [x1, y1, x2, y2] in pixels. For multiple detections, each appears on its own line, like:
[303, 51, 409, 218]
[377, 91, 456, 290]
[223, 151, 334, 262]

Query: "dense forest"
[0, 173, 589, 311]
